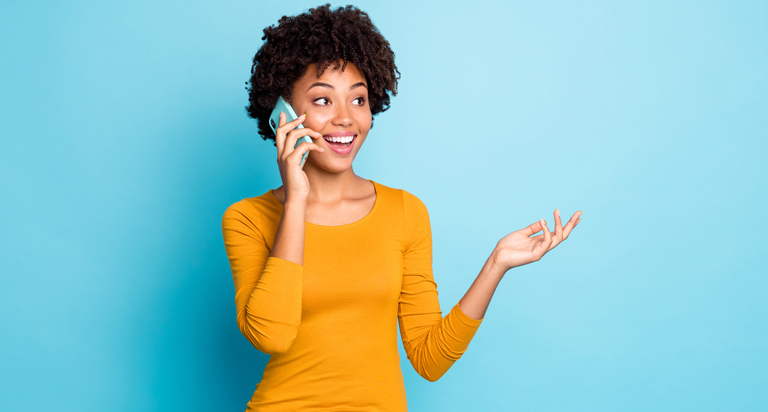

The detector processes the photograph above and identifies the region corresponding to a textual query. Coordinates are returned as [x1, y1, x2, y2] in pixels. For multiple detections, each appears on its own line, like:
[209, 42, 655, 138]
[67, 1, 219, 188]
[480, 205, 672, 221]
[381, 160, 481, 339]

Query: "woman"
[222, 4, 581, 411]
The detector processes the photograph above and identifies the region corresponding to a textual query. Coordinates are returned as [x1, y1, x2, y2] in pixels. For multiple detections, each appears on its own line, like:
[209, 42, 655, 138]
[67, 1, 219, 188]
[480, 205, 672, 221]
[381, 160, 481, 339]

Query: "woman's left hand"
[491, 209, 582, 273]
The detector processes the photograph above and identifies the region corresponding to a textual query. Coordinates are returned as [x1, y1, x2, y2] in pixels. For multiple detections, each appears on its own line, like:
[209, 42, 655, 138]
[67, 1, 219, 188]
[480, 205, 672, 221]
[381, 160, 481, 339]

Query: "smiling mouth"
[322, 134, 356, 147]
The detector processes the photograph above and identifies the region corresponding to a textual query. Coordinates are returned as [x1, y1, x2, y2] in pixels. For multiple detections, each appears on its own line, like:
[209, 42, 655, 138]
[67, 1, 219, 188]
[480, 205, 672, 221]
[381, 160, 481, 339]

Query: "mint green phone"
[269, 96, 311, 168]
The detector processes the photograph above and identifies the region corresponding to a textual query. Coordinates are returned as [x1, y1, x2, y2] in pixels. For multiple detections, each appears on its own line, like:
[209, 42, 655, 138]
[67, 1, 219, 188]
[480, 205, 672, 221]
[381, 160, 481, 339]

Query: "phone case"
[269, 96, 312, 168]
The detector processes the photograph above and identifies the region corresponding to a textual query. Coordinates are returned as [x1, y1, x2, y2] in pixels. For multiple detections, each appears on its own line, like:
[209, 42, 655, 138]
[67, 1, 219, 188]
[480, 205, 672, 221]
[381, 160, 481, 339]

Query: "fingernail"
[301, 113, 306, 118]
[542, 219, 547, 225]
[577, 218, 581, 224]
[556, 208, 559, 215]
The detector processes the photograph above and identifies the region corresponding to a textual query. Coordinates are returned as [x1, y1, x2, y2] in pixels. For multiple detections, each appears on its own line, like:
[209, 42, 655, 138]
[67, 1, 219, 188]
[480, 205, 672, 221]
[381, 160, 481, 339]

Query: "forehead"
[295, 61, 367, 89]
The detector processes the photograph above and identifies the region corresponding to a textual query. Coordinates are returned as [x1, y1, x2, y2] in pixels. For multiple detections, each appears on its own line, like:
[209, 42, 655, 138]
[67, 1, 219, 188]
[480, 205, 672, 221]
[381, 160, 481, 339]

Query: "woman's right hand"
[275, 111, 324, 203]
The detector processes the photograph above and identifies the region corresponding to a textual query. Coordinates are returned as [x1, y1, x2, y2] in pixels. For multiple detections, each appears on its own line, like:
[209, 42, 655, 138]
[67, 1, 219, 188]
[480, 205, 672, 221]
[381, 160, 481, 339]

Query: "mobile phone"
[269, 96, 312, 168]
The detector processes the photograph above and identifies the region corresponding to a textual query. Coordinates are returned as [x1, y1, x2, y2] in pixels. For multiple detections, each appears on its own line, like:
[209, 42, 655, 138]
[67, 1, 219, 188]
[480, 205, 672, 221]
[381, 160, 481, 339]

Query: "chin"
[310, 157, 356, 174]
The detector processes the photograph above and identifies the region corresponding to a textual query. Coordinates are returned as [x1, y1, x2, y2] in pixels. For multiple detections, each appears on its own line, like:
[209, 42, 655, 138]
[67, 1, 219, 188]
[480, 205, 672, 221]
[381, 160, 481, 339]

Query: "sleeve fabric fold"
[398, 191, 484, 382]
[221, 201, 303, 355]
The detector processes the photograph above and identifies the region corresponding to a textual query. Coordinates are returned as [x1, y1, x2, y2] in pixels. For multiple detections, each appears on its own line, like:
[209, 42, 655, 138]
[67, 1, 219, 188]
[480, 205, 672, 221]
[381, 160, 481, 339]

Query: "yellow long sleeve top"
[221, 180, 484, 411]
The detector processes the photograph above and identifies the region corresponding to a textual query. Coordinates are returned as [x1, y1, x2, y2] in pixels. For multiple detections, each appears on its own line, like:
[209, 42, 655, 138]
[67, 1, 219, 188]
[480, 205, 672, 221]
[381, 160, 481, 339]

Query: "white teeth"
[324, 135, 355, 143]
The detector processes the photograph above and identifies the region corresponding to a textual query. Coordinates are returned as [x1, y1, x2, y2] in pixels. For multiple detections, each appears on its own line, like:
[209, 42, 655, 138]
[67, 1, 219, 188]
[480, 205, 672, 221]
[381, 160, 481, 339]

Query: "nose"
[332, 103, 353, 128]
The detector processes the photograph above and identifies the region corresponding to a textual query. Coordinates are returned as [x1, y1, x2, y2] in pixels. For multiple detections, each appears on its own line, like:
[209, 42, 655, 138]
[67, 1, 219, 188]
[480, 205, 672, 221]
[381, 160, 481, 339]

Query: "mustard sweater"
[221, 180, 484, 411]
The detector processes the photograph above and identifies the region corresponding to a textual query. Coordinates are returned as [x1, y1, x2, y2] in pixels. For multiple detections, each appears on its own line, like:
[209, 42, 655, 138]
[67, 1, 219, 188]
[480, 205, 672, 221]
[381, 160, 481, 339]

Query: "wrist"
[282, 200, 307, 221]
[489, 248, 509, 275]
[284, 196, 308, 209]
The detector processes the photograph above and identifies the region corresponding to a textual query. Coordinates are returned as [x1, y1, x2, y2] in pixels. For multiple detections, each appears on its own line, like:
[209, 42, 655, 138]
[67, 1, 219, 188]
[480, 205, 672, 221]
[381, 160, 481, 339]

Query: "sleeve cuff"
[454, 302, 484, 326]
[265, 255, 303, 274]
[252, 256, 304, 323]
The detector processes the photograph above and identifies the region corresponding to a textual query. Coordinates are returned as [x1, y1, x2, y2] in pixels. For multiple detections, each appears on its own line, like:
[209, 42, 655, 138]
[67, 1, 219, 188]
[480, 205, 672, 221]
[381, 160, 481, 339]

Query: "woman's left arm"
[458, 209, 582, 320]
[397, 191, 582, 381]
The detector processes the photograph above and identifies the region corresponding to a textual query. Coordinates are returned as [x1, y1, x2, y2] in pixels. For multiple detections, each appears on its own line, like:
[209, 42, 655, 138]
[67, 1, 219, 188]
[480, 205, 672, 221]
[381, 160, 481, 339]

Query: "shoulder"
[401, 188, 427, 207]
[372, 182, 432, 247]
[372, 180, 429, 220]
[221, 190, 278, 228]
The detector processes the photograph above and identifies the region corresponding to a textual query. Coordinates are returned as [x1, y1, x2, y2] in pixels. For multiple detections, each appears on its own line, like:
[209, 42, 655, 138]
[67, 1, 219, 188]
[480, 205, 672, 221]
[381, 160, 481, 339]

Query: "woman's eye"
[314, 97, 329, 105]
[353, 97, 365, 105]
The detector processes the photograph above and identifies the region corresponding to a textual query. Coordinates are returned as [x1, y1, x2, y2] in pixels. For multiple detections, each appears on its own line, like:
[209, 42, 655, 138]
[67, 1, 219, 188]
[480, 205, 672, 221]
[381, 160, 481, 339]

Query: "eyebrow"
[306, 82, 368, 92]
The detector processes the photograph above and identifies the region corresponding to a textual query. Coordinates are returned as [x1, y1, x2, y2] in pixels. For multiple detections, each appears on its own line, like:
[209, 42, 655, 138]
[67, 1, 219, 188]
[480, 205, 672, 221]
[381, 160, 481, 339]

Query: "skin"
[270, 60, 582, 321]
[272, 61, 374, 226]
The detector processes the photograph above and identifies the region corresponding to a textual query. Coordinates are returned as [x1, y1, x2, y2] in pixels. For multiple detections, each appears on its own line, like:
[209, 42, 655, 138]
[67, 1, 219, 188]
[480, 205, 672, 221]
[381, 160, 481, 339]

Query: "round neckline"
[268, 179, 379, 229]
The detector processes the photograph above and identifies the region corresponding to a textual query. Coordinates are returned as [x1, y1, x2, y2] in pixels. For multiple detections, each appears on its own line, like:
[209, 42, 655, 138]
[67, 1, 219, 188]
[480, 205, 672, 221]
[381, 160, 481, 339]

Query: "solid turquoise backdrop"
[1, 1, 766, 411]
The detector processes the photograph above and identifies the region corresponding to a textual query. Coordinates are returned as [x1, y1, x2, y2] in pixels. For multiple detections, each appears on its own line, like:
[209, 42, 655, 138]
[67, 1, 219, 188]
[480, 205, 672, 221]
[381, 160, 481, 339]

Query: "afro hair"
[245, 4, 400, 145]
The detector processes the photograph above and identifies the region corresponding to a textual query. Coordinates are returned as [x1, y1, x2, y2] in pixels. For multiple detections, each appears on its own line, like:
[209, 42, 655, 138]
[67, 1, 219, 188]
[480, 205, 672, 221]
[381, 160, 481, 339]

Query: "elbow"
[418, 368, 445, 383]
[406, 338, 457, 382]
[238, 312, 300, 356]
[409, 355, 448, 382]
[250, 335, 296, 356]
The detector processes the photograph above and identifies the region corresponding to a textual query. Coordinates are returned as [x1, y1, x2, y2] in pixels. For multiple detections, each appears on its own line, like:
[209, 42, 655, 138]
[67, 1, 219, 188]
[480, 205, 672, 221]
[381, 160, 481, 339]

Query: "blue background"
[1, 1, 766, 410]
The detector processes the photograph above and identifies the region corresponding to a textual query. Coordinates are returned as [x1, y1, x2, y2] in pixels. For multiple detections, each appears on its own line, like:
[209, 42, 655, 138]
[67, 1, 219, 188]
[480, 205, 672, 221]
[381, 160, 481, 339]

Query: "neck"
[301, 162, 364, 204]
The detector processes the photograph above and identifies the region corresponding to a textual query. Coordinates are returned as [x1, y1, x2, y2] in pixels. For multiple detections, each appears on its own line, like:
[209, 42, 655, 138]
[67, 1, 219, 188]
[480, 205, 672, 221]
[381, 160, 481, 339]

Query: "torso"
[240, 181, 411, 410]
[272, 178, 377, 226]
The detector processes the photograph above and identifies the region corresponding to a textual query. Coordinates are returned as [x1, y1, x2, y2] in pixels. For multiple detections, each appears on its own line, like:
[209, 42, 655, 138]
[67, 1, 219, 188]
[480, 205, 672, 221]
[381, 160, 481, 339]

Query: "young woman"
[222, 4, 581, 411]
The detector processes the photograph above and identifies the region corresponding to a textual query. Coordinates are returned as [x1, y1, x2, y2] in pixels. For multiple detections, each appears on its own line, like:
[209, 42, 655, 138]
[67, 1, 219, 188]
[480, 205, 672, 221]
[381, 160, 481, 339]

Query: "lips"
[322, 133, 356, 155]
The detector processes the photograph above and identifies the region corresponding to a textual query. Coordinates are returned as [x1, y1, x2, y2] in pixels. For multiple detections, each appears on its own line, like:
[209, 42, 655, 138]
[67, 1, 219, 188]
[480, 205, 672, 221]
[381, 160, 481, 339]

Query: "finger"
[276, 112, 305, 156]
[289, 141, 325, 164]
[531, 219, 552, 259]
[536, 219, 553, 257]
[517, 220, 545, 237]
[276, 113, 307, 136]
[275, 111, 286, 155]
[284, 128, 323, 159]
[276, 113, 307, 156]
[554, 208, 563, 243]
[561, 210, 582, 239]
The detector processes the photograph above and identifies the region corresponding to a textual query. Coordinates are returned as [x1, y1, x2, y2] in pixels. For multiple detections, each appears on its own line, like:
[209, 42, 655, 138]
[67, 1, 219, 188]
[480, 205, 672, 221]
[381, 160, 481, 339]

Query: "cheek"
[357, 112, 373, 134]
[303, 112, 333, 132]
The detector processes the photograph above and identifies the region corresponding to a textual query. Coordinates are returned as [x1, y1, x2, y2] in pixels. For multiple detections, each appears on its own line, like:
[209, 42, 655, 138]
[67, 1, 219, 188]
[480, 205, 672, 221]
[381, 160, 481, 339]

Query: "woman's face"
[289, 61, 372, 174]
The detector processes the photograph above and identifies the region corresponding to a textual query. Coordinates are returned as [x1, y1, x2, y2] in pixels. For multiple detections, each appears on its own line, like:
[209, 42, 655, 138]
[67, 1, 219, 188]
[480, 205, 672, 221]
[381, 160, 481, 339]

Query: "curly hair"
[245, 4, 400, 145]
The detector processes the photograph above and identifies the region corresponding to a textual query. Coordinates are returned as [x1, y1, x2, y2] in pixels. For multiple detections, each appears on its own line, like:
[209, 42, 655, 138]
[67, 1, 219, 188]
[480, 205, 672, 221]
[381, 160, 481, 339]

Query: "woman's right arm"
[270, 112, 323, 266]
[222, 204, 304, 355]
[221, 112, 324, 355]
